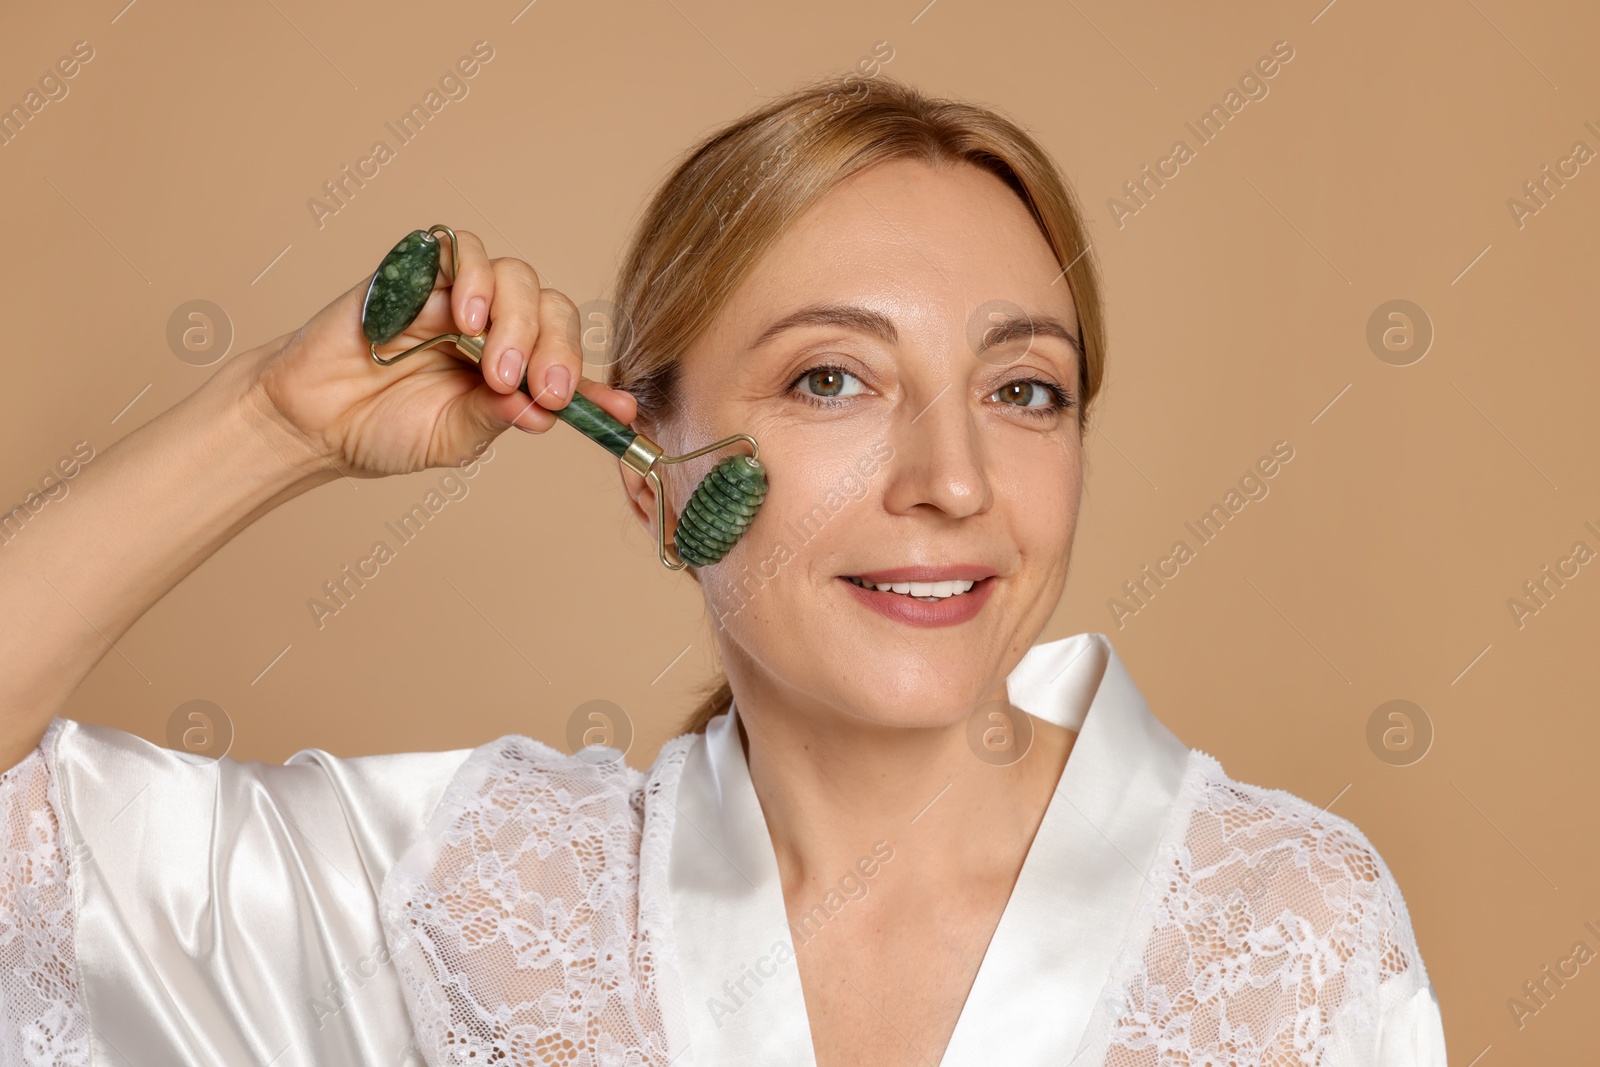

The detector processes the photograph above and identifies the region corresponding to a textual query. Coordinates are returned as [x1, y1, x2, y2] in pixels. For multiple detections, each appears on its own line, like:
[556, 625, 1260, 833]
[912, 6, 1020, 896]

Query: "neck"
[725, 664, 1077, 905]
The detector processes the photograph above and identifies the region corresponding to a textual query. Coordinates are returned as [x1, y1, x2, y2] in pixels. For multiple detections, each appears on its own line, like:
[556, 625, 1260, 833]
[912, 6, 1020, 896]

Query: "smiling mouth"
[842, 575, 983, 602]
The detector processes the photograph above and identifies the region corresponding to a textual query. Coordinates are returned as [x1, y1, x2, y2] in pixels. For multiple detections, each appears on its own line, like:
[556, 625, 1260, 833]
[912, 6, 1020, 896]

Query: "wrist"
[206, 338, 343, 495]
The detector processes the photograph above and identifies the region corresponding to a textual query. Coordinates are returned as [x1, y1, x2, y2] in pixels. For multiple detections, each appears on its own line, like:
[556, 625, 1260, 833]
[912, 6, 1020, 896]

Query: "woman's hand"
[248, 228, 638, 478]
[0, 227, 648, 770]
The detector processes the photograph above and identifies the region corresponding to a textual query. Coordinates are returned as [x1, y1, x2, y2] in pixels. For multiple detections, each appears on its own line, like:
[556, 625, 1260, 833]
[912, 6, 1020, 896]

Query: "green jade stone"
[362, 230, 440, 345]
[552, 392, 638, 457]
[511, 382, 639, 459]
[676, 455, 768, 566]
[510, 373, 768, 566]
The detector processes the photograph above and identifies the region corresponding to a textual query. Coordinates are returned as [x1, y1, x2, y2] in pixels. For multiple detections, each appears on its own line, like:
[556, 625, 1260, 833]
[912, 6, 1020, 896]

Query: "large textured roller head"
[674, 454, 768, 567]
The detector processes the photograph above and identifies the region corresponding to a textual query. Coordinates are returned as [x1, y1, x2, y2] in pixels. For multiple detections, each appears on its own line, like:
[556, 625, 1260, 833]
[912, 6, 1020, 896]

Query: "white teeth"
[846, 576, 978, 599]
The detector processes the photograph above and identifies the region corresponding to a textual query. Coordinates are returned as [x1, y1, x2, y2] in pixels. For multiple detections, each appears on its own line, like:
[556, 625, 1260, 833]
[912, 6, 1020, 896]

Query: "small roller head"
[674, 454, 768, 567]
[362, 230, 439, 345]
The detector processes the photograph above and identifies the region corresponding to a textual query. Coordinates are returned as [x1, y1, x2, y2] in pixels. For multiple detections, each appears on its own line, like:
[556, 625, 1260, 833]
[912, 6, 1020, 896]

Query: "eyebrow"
[975, 313, 1084, 358]
[750, 302, 900, 349]
[749, 300, 1083, 357]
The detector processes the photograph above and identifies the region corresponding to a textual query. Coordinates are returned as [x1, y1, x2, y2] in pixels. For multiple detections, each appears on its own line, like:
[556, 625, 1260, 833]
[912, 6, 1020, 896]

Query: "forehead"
[711, 157, 1079, 343]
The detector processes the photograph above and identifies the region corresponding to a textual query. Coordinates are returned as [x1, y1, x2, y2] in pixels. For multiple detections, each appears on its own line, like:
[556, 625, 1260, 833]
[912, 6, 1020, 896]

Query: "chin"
[803, 645, 1000, 732]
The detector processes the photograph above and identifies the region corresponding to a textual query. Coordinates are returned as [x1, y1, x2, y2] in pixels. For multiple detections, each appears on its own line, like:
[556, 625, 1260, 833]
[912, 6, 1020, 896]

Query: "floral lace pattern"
[3, 720, 1433, 1067]
[1099, 751, 1428, 1067]
[378, 734, 696, 1067]
[0, 724, 89, 1067]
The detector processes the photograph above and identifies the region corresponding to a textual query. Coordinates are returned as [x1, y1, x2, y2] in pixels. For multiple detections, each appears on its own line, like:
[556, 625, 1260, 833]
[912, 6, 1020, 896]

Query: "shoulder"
[379, 729, 698, 898]
[1173, 749, 1428, 989]
[424, 730, 698, 816]
[1101, 748, 1436, 1061]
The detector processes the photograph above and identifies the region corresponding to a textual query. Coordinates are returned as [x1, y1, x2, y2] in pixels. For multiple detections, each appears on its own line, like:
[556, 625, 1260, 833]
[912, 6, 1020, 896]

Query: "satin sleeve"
[45, 716, 473, 1067]
[1377, 980, 1449, 1066]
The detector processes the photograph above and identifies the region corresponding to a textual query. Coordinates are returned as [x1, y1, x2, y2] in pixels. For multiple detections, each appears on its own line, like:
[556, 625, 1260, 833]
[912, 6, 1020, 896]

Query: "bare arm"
[0, 345, 333, 769]
[0, 229, 638, 771]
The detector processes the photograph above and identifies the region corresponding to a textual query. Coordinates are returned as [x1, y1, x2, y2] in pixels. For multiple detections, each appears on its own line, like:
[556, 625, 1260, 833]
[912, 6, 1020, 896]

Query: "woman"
[0, 76, 1445, 1066]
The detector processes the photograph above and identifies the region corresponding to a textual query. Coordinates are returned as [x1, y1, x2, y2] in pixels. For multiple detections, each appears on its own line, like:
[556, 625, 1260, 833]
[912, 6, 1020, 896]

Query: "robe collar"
[664, 631, 1192, 1065]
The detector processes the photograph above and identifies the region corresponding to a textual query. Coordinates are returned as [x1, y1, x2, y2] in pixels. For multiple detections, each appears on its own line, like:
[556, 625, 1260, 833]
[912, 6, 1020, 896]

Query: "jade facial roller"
[360, 224, 767, 571]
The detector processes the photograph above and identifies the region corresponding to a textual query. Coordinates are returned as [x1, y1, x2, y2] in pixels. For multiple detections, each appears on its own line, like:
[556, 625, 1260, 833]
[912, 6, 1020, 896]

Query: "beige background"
[2, 0, 1596, 1060]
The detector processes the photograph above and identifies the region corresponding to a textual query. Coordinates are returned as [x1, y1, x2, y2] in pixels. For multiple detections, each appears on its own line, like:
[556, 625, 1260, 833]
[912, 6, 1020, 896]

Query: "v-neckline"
[663, 633, 1193, 1066]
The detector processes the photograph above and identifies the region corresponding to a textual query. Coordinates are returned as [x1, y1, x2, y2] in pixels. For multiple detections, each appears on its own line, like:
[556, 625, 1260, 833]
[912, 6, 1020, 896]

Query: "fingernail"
[545, 365, 571, 400]
[497, 349, 524, 386]
[513, 421, 540, 434]
[467, 297, 487, 332]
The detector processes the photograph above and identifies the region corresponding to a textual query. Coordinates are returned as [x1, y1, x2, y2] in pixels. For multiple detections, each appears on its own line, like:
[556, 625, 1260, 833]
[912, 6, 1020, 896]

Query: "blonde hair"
[607, 74, 1106, 735]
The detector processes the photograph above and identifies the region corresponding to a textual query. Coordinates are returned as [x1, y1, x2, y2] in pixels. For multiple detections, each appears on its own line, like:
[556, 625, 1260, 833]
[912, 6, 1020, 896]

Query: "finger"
[518, 289, 584, 415]
[479, 257, 543, 396]
[445, 228, 495, 338]
[583, 380, 639, 426]
[463, 378, 560, 438]
[299, 267, 381, 358]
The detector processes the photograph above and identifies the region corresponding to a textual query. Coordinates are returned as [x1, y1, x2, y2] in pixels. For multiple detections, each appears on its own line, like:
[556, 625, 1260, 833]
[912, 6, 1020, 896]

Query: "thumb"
[457, 377, 564, 442]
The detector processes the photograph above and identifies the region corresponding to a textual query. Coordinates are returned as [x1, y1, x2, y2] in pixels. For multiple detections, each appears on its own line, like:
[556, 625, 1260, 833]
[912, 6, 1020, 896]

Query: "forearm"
[0, 340, 339, 769]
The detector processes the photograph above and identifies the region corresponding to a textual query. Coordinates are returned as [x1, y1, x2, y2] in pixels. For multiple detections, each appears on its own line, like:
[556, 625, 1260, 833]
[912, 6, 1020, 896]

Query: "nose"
[879, 382, 994, 521]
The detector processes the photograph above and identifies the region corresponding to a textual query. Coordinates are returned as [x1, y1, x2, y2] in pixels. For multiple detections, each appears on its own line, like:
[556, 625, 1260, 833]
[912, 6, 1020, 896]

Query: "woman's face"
[632, 157, 1085, 732]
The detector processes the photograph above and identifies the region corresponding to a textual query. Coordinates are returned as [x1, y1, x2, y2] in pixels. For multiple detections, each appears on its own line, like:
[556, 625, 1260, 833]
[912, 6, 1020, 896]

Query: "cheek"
[689, 423, 889, 611]
[772, 416, 889, 513]
[998, 435, 1083, 558]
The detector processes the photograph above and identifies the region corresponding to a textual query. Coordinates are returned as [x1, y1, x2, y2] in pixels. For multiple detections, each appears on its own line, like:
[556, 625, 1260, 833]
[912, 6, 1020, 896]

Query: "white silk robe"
[0, 632, 1448, 1066]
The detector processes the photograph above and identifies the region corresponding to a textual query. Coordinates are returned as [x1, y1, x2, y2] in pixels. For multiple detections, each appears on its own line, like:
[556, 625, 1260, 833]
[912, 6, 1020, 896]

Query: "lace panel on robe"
[379, 734, 695, 1067]
[0, 723, 90, 1067]
[1098, 751, 1431, 1067]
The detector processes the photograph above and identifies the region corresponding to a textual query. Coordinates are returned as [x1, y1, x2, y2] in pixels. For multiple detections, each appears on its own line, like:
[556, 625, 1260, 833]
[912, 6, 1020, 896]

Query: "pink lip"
[846, 564, 997, 583]
[838, 574, 996, 628]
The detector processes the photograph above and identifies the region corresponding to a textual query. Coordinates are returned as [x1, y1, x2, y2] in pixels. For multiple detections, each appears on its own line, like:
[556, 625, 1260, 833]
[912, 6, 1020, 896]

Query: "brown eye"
[996, 380, 1047, 408]
[988, 377, 1072, 418]
[794, 366, 864, 401]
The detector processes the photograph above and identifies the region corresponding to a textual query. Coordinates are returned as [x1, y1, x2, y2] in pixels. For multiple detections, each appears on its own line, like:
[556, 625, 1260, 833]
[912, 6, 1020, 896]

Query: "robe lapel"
[665, 632, 1191, 1066]
[938, 633, 1191, 1064]
[667, 706, 819, 1066]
